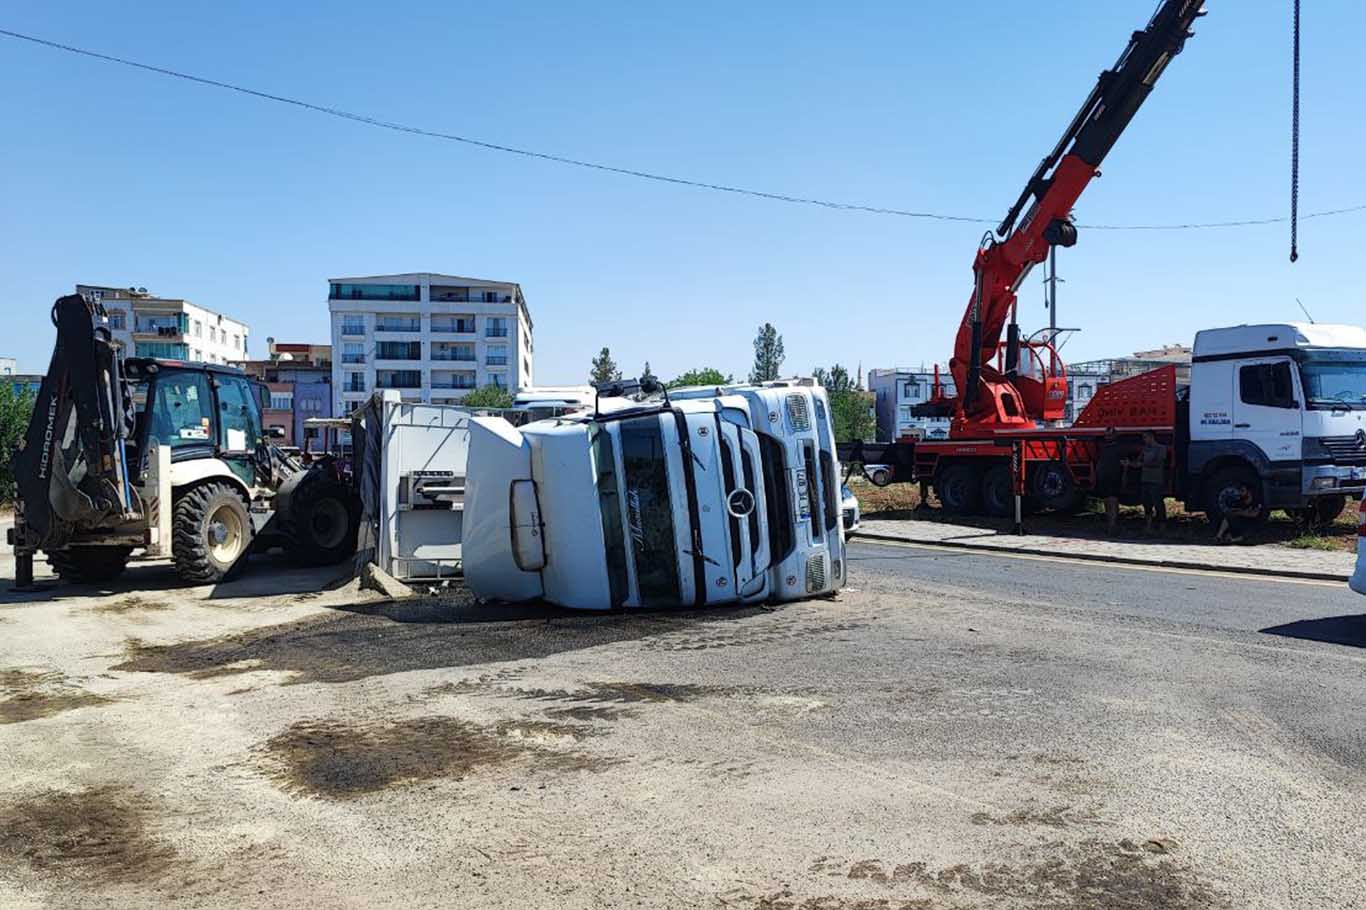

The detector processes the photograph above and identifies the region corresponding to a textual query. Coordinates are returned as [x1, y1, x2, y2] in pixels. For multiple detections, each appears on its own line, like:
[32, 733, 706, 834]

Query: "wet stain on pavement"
[968, 804, 1101, 828]
[507, 681, 743, 705]
[259, 715, 615, 799]
[113, 601, 768, 685]
[544, 705, 637, 723]
[782, 841, 1224, 909]
[0, 668, 112, 725]
[0, 786, 175, 884]
[86, 596, 174, 616]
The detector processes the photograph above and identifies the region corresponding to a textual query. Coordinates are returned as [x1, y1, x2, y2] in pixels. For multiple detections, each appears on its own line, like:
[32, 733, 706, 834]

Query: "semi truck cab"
[1188, 323, 1366, 519]
[463, 379, 845, 610]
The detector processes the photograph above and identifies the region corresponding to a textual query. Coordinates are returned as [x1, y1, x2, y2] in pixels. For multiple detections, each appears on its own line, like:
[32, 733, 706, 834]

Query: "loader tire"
[173, 482, 253, 584]
[47, 546, 132, 585]
[284, 480, 359, 566]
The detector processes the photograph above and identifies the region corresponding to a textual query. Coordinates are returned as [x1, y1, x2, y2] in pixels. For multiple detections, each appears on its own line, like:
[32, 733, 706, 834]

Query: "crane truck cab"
[463, 379, 846, 610]
[1188, 322, 1366, 524]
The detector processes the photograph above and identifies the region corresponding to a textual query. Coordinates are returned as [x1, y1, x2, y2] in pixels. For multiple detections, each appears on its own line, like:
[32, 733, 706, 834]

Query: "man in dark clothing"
[1096, 427, 1127, 534]
[1139, 430, 1168, 531]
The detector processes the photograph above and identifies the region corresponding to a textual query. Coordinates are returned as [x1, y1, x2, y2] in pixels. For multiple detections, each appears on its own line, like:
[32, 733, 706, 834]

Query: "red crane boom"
[940, 0, 1208, 437]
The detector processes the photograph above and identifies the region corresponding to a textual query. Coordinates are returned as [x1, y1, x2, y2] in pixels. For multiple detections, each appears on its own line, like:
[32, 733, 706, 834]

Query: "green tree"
[0, 382, 36, 503]
[749, 323, 785, 383]
[640, 361, 659, 388]
[813, 363, 874, 442]
[667, 367, 734, 389]
[590, 347, 622, 384]
[460, 384, 515, 410]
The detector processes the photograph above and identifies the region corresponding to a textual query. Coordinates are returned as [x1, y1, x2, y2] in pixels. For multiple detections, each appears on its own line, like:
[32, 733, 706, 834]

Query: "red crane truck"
[841, 1, 1366, 529]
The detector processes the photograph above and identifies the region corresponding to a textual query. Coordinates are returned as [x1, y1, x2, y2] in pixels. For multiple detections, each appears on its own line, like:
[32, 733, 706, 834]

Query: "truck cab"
[463, 379, 846, 610]
[1187, 323, 1366, 520]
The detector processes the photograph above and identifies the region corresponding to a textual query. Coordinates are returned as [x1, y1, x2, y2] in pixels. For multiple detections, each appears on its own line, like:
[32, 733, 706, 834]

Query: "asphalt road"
[1, 542, 1363, 909]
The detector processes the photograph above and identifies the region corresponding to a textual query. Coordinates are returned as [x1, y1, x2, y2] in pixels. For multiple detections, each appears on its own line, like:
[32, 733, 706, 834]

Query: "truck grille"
[805, 554, 826, 592]
[1318, 435, 1366, 464]
[786, 394, 811, 431]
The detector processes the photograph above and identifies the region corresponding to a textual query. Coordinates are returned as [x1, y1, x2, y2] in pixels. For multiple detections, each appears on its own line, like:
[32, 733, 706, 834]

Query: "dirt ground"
[1, 543, 1363, 909]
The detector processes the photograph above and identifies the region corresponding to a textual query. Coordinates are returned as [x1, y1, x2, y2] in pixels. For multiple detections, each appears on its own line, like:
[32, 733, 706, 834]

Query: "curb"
[849, 530, 1352, 583]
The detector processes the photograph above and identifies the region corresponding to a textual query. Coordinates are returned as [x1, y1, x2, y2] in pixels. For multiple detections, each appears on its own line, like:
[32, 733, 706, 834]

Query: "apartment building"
[234, 340, 333, 451]
[867, 368, 957, 441]
[327, 272, 533, 414]
[76, 284, 250, 364]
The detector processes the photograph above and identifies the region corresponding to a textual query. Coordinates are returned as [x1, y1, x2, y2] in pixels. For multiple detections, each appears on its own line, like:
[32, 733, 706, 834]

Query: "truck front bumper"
[1302, 464, 1366, 497]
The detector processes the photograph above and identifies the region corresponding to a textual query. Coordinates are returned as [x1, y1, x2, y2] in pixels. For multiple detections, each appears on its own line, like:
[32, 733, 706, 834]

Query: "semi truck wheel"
[173, 482, 254, 584]
[47, 546, 133, 584]
[1300, 494, 1348, 527]
[284, 480, 360, 566]
[980, 465, 1015, 518]
[1203, 466, 1267, 529]
[936, 464, 983, 515]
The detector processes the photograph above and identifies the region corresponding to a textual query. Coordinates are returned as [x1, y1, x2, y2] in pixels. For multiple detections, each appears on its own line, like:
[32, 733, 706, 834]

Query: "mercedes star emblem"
[726, 489, 756, 518]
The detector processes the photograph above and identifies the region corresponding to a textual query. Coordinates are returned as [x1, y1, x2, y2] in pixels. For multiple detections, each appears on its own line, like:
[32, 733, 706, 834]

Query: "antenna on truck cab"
[1295, 297, 1315, 324]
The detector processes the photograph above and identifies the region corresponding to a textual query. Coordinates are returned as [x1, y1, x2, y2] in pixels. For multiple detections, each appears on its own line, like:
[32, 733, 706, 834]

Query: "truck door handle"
[1234, 423, 1251, 429]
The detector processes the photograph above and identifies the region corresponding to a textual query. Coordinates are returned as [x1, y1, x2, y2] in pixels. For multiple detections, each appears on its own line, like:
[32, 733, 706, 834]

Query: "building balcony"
[485, 329, 509, 338]
[343, 383, 366, 393]
[431, 324, 477, 335]
[339, 326, 366, 337]
[430, 352, 476, 362]
[374, 320, 422, 333]
[341, 354, 366, 364]
[486, 357, 509, 367]
[374, 380, 422, 390]
[431, 380, 477, 390]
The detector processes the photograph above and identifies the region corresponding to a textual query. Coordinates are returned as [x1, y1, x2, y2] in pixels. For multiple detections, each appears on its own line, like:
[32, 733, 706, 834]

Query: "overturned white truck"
[464, 379, 847, 610]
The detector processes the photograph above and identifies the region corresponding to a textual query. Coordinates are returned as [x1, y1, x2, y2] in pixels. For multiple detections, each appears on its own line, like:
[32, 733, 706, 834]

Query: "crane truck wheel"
[936, 464, 983, 515]
[980, 465, 1015, 518]
[173, 482, 254, 584]
[47, 546, 133, 584]
[1031, 462, 1085, 513]
[1297, 494, 1348, 527]
[1203, 466, 1267, 530]
[283, 480, 360, 566]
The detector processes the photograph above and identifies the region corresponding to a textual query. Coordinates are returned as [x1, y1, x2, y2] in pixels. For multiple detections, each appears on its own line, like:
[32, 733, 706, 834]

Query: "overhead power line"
[3, 26, 1364, 233]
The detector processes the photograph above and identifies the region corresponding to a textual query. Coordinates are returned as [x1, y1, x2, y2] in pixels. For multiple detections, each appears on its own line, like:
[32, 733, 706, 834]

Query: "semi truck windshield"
[1299, 352, 1366, 408]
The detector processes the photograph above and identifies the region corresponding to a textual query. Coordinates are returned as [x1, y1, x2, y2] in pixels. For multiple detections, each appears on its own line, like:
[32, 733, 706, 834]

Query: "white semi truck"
[463, 379, 846, 610]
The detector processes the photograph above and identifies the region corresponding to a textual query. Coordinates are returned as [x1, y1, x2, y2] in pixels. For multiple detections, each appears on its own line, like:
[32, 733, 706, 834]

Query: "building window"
[431, 343, 475, 362]
[431, 315, 476, 334]
[340, 316, 366, 335]
[192, 348, 202, 361]
[270, 392, 294, 410]
[486, 344, 508, 366]
[485, 317, 508, 338]
[375, 370, 421, 389]
[490, 372, 507, 389]
[1077, 384, 1093, 400]
[107, 310, 126, 331]
[345, 372, 365, 393]
[430, 285, 470, 302]
[374, 314, 422, 332]
[134, 341, 190, 359]
[193, 320, 202, 337]
[376, 340, 421, 360]
[341, 343, 366, 364]
[233, 334, 241, 350]
[329, 283, 420, 301]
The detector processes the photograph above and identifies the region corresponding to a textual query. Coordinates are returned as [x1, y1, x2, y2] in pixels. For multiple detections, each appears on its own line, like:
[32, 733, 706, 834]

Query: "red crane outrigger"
[922, 0, 1207, 437]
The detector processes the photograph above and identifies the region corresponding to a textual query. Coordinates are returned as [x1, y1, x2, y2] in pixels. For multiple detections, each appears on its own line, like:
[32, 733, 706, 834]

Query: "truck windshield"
[1298, 351, 1366, 409]
[612, 415, 682, 605]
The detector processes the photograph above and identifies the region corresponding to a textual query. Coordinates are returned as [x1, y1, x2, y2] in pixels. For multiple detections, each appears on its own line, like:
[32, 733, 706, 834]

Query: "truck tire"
[980, 465, 1015, 518]
[936, 464, 983, 515]
[1203, 466, 1267, 529]
[47, 546, 133, 584]
[1031, 461, 1085, 513]
[284, 480, 360, 566]
[1299, 494, 1347, 527]
[173, 482, 253, 584]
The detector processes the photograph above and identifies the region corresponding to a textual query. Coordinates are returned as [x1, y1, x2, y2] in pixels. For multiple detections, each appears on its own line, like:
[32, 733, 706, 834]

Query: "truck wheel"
[173, 482, 253, 584]
[980, 465, 1015, 518]
[284, 481, 359, 566]
[1031, 461, 1084, 512]
[1300, 494, 1348, 527]
[47, 546, 133, 584]
[1204, 466, 1267, 529]
[936, 464, 983, 515]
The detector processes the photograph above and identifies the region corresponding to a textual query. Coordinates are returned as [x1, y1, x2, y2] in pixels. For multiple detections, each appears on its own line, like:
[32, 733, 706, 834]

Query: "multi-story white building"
[76, 285, 250, 364]
[867, 368, 957, 441]
[327, 272, 534, 414]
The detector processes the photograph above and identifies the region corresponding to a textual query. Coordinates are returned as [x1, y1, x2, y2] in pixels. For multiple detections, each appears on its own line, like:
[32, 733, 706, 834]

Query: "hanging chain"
[1290, 0, 1301, 262]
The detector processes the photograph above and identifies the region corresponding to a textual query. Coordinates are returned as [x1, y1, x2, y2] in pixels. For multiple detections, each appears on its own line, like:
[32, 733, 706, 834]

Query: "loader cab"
[124, 358, 272, 489]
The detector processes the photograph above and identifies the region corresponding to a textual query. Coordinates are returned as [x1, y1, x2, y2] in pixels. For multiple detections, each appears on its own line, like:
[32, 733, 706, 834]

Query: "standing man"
[1139, 430, 1168, 532]
[1096, 427, 1126, 534]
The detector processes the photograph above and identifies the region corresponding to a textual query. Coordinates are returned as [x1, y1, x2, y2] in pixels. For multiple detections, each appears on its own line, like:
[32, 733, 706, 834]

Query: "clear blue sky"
[2, 1, 1362, 382]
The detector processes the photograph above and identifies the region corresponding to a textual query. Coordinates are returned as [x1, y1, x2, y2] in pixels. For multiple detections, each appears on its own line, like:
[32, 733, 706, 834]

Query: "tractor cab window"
[149, 370, 214, 448]
[215, 374, 264, 452]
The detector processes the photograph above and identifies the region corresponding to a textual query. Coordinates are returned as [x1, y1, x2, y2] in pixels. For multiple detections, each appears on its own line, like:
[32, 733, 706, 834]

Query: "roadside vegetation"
[0, 382, 36, 504]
